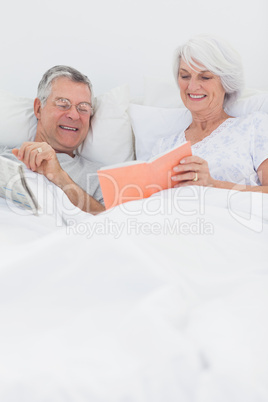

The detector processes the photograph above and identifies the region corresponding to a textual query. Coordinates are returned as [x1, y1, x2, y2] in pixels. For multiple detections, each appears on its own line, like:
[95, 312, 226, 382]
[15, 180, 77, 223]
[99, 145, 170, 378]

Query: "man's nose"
[66, 105, 80, 120]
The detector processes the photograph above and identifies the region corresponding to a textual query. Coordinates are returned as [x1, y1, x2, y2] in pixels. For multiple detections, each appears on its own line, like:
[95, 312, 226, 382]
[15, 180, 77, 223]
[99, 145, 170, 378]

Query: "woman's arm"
[172, 156, 268, 193]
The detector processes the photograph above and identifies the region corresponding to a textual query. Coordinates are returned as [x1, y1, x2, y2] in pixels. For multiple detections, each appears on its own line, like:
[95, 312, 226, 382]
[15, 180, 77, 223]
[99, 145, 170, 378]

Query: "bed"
[0, 81, 268, 402]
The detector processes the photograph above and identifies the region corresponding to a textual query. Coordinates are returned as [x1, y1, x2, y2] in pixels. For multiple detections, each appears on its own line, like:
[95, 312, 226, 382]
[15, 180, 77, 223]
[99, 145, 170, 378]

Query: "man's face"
[34, 77, 92, 156]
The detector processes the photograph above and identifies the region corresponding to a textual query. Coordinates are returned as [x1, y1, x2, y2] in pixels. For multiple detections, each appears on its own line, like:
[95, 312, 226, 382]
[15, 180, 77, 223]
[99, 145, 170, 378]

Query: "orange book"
[98, 141, 192, 209]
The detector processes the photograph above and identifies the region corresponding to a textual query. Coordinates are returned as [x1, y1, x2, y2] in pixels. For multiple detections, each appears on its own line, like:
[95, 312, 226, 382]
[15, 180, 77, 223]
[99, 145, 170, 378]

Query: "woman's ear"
[34, 98, 42, 119]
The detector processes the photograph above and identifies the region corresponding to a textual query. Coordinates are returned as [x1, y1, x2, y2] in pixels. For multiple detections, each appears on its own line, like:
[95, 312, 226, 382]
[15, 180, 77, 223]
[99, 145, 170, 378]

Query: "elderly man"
[4, 65, 105, 214]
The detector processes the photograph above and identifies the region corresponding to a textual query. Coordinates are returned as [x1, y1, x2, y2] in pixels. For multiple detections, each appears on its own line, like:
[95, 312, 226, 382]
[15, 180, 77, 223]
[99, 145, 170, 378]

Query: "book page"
[99, 159, 143, 170]
[0, 156, 39, 214]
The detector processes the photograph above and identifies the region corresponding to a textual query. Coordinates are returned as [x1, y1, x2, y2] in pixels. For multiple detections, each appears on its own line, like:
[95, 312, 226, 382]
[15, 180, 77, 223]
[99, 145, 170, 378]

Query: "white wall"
[1, 0, 268, 99]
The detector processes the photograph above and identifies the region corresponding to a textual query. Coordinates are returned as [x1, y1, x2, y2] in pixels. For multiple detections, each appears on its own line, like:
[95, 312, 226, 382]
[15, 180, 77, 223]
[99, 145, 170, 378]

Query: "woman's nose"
[187, 77, 201, 92]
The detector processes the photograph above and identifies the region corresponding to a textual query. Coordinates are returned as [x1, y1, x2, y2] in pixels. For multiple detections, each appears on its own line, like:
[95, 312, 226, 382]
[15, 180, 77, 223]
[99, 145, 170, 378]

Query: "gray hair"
[37, 65, 95, 114]
[173, 34, 244, 107]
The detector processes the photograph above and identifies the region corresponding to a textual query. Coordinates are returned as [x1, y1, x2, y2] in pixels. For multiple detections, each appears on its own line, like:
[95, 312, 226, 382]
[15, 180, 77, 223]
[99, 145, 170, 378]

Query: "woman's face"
[178, 59, 226, 115]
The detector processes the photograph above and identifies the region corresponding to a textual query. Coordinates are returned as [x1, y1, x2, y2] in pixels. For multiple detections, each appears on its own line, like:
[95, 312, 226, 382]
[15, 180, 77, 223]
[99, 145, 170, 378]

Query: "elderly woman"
[153, 35, 268, 193]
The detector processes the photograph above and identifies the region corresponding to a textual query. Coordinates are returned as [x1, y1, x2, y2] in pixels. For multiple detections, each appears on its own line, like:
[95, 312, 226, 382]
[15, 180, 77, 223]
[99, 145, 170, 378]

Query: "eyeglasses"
[54, 98, 93, 115]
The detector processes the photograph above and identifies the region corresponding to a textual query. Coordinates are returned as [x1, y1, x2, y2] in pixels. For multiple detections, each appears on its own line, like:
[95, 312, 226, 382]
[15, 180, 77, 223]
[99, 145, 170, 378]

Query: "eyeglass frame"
[53, 97, 94, 116]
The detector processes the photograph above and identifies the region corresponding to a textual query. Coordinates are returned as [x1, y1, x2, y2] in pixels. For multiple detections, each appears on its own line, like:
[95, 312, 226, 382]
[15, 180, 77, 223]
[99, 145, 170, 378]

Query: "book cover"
[98, 141, 192, 209]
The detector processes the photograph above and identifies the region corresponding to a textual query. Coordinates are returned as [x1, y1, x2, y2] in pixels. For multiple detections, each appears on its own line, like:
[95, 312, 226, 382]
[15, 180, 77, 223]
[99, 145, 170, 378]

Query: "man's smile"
[59, 125, 79, 132]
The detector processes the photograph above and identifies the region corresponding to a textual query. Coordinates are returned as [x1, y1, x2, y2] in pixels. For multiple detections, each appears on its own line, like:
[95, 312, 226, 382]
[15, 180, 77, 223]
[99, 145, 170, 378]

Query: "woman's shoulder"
[227, 111, 268, 132]
[232, 111, 268, 123]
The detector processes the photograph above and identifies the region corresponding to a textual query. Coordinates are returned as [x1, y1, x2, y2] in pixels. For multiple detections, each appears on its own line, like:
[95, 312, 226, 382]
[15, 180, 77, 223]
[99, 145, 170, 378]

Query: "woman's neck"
[189, 109, 231, 132]
[185, 109, 233, 145]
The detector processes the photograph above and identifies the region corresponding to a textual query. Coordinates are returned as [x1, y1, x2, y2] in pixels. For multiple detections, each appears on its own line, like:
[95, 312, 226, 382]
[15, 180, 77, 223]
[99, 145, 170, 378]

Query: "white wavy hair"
[37, 65, 95, 115]
[173, 34, 245, 107]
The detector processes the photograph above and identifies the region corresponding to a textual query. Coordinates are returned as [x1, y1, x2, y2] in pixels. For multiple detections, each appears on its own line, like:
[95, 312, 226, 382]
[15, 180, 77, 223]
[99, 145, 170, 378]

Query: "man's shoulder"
[0, 145, 18, 162]
[0, 145, 11, 152]
[74, 154, 104, 170]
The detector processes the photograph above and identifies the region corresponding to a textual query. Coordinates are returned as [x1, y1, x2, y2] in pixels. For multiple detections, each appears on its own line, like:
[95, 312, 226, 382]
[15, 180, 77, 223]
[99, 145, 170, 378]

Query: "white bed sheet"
[0, 182, 267, 402]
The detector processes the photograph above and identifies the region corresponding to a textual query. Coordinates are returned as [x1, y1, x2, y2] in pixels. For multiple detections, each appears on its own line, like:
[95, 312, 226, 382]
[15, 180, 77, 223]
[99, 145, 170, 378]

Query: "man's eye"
[79, 104, 88, 110]
[58, 105, 69, 111]
[56, 100, 69, 109]
[77, 103, 92, 114]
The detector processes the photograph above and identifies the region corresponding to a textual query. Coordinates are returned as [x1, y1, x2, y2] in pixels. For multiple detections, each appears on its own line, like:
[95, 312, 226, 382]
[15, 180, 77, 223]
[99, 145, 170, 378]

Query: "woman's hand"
[171, 155, 215, 187]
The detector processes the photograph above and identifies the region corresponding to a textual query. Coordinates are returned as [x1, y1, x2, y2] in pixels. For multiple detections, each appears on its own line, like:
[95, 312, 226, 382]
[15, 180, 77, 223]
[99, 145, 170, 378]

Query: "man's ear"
[34, 98, 42, 119]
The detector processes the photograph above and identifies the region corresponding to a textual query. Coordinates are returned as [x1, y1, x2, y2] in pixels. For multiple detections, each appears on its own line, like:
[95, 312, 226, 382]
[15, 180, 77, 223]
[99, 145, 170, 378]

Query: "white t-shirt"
[152, 111, 268, 186]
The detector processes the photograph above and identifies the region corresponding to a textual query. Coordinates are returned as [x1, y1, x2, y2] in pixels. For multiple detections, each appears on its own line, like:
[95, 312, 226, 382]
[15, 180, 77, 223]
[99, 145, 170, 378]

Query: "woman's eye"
[180, 75, 190, 79]
[202, 76, 211, 80]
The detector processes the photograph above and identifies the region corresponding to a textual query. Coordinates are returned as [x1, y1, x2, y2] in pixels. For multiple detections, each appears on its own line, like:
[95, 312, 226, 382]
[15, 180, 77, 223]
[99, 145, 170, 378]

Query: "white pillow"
[0, 85, 134, 165]
[225, 91, 268, 117]
[128, 104, 191, 161]
[143, 75, 183, 108]
[129, 91, 268, 161]
[0, 89, 37, 146]
[78, 85, 134, 164]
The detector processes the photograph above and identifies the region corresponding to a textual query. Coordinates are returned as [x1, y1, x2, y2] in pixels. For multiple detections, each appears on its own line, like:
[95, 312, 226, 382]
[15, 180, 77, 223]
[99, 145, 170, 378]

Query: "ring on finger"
[37, 147, 42, 153]
[192, 172, 198, 182]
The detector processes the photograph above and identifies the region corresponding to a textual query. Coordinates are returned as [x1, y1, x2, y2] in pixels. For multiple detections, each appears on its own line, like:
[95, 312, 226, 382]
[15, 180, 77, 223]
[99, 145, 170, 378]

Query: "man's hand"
[12, 142, 62, 183]
[12, 142, 105, 214]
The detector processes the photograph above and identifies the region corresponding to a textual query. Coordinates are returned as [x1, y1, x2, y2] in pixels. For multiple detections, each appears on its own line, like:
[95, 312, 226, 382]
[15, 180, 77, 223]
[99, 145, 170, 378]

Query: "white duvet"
[0, 176, 267, 402]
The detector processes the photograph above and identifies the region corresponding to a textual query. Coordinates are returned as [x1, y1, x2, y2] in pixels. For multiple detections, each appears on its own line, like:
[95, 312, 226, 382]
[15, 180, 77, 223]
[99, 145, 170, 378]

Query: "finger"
[22, 144, 38, 169]
[12, 148, 19, 158]
[28, 148, 43, 171]
[17, 142, 33, 160]
[34, 146, 45, 168]
[173, 162, 200, 173]
[36, 148, 54, 168]
[23, 143, 45, 170]
[174, 177, 202, 188]
[179, 155, 204, 165]
[31, 145, 53, 169]
[171, 171, 199, 183]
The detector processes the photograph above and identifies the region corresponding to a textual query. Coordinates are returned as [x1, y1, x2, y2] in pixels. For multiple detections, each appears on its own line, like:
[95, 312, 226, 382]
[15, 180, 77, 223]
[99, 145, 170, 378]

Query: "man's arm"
[12, 142, 105, 214]
[50, 168, 105, 214]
